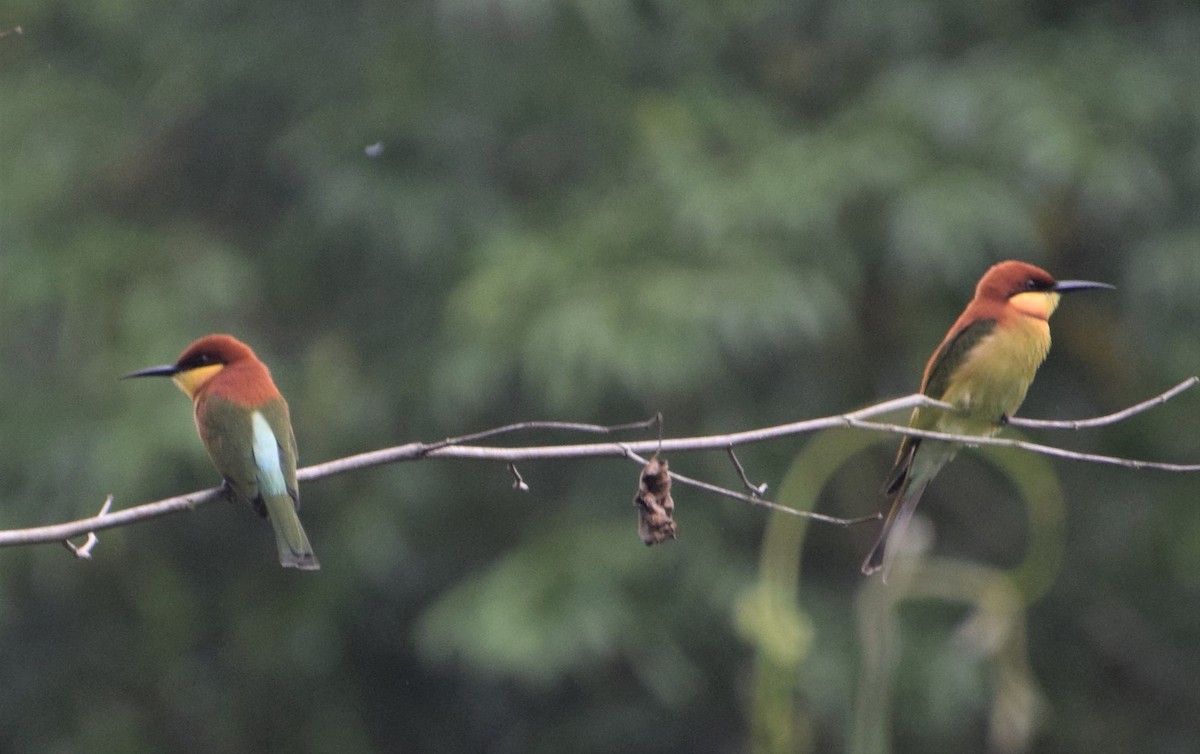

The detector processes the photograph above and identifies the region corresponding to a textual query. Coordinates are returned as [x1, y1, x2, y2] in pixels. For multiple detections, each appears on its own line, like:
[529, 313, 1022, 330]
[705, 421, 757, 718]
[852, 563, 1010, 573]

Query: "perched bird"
[862, 261, 1113, 577]
[125, 334, 319, 570]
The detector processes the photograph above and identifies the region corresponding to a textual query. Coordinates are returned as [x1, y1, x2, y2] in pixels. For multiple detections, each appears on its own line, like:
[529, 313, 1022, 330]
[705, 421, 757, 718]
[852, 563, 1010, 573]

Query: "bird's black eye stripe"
[178, 352, 221, 370]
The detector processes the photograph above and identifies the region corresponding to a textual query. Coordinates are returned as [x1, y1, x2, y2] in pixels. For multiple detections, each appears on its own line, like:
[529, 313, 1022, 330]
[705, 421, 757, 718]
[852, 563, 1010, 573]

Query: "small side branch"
[507, 462, 529, 492]
[300, 393, 953, 479]
[844, 419, 1200, 472]
[1006, 378, 1198, 430]
[727, 447, 768, 496]
[0, 487, 224, 547]
[418, 415, 662, 455]
[622, 448, 878, 527]
[63, 495, 114, 559]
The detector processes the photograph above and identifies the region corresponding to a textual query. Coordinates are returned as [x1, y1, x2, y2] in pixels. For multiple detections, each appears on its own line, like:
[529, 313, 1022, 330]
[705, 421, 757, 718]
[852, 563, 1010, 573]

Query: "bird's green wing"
[882, 318, 997, 494]
[196, 393, 262, 511]
[922, 318, 997, 401]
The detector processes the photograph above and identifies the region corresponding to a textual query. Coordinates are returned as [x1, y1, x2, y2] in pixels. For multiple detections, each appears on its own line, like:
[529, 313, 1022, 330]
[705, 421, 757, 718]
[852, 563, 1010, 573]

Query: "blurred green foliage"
[1, 0, 1199, 751]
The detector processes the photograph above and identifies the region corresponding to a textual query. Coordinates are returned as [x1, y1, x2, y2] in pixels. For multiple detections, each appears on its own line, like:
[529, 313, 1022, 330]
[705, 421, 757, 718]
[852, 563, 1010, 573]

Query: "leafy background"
[1, 1, 1198, 752]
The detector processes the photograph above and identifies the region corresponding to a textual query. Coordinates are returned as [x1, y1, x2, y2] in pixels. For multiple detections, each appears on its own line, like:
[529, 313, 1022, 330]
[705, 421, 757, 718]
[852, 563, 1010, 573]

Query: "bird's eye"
[1025, 278, 1040, 291]
[180, 352, 218, 369]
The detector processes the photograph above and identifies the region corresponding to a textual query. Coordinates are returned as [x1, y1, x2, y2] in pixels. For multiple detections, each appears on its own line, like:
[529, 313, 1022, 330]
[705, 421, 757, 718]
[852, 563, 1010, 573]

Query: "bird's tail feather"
[862, 440, 955, 580]
[263, 494, 320, 570]
[861, 480, 929, 579]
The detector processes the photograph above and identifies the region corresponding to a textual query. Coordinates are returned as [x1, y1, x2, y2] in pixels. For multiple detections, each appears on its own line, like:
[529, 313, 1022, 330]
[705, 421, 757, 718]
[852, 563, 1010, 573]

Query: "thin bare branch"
[0, 488, 224, 547]
[0, 383, 1193, 550]
[726, 447, 769, 496]
[507, 462, 529, 492]
[419, 415, 662, 454]
[63, 495, 114, 559]
[621, 448, 877, 527]
[300, 393, 951, 478]
[845, 419, 1200, 473]
[1006, 378, 1198, 430]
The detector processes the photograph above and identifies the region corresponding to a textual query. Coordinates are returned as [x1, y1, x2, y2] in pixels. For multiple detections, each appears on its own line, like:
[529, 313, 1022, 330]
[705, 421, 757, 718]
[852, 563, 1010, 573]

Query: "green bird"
[126, 334, 319, 570]
[863, 261, 1113, 577]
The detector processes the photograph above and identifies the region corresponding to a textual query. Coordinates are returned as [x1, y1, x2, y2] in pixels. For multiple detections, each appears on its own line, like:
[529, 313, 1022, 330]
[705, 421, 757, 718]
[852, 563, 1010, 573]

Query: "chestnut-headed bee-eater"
[862, 260, 1113, 577]
[125, 334, 319, 570]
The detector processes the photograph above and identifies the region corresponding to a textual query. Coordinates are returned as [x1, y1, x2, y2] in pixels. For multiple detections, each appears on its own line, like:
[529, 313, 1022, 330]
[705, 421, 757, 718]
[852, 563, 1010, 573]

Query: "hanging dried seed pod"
[633, 455, 676, 545]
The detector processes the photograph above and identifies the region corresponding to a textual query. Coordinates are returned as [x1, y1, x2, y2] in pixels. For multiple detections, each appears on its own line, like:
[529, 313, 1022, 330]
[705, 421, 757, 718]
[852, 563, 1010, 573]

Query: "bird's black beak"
[122, 364, 179, 379]
[1053, 280, 1115, 293]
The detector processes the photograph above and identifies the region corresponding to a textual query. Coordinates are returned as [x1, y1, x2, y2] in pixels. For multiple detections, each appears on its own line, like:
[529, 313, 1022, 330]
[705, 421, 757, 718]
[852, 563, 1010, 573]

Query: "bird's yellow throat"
[171, 364, 224, 398]
[1008, 290, 1061, 321]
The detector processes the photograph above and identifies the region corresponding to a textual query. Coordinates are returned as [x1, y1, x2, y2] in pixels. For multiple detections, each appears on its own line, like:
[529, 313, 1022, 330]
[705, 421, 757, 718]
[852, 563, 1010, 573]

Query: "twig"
[507, 462, 529, 492]
[2, 487, 224, 547]
[301, 394, 952, 478]
[419, 415, 662, 454]
[622, 448, 877, 527]
[0, 382, 1193, 549]
[844, 418, 1200, 473]
[1006, 378, 1198, 430]
[727, 447, 768, 496]
[62, 495, 114, 559]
